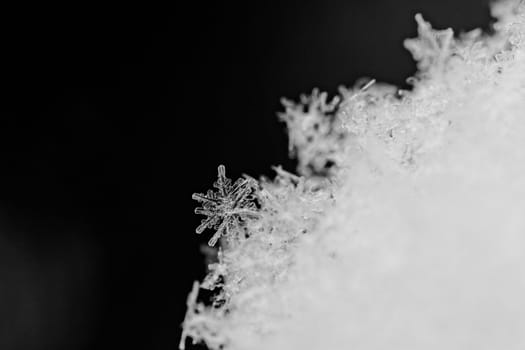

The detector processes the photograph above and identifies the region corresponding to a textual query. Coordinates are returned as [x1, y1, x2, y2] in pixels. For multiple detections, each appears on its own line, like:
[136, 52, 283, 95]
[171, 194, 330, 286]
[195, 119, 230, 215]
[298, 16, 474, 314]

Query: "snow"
[182, 1, 525, 349]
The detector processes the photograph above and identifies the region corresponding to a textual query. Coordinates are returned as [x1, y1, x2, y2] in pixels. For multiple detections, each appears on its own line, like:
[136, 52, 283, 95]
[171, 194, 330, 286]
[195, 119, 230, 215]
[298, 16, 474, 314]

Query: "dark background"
[0, 1, 492, 349]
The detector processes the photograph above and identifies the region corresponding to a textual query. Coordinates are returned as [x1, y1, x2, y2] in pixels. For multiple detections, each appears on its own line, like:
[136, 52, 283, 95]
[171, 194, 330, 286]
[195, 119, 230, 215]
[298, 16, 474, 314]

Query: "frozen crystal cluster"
[181, 1, 525, 349]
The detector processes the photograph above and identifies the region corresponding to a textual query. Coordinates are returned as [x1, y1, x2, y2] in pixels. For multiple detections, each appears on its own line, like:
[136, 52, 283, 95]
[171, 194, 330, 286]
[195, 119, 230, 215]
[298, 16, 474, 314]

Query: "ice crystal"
[192, 165, 259, 246]
[179, 281, 227, 350]
[403, 14, 455, 75]
[278, 89, 343, 176]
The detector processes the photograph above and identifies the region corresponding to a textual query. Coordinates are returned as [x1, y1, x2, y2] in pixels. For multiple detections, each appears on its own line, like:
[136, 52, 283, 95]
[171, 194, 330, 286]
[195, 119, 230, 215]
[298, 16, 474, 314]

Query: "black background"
[0, 1, 492, 349]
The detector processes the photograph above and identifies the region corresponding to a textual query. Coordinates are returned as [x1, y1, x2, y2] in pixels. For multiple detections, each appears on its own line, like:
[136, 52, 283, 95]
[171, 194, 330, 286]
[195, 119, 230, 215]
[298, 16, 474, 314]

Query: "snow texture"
[181, 1, 525, 349]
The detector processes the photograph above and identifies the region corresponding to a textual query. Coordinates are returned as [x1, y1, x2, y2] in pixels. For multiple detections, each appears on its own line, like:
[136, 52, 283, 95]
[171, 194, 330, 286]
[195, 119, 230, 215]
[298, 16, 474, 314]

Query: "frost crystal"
[403, 14, 455, 75]
[192, 165, 259, 246]
[278, 89, 343, 176]
[182, 1, 525, 349]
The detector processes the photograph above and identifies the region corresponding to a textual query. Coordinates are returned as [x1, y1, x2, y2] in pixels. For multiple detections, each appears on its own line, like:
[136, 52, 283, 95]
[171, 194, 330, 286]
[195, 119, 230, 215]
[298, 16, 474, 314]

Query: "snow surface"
[182, 1, 525, 349]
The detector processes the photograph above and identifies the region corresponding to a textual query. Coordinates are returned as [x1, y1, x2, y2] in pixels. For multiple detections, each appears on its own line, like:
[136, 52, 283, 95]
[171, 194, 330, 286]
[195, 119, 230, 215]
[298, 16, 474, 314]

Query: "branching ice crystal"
[192, 165, 259, 246]
[404, 14, 455, 74]
[278, 89, 343, 176]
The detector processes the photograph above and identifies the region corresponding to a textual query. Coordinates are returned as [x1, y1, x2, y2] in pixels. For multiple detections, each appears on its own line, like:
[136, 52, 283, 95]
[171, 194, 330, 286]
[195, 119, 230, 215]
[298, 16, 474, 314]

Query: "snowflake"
[403, 14, 455, 74]
[192, 165, 259, 246]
